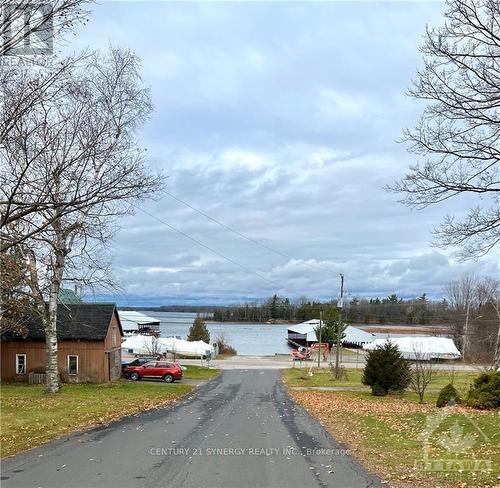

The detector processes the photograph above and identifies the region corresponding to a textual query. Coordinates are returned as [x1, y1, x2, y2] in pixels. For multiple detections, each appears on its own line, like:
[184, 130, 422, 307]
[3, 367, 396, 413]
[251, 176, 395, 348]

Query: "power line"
[133, 205, 282, 290]
[163, 190, 336, 275]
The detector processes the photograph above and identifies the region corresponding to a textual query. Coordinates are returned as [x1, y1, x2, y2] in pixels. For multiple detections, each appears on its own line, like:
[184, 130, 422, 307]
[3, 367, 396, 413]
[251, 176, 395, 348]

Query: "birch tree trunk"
[495, 328, 500, 371]
[494, 301, 500, 371]
[2, 48, 163, 393]
[44, 227, 68, 393]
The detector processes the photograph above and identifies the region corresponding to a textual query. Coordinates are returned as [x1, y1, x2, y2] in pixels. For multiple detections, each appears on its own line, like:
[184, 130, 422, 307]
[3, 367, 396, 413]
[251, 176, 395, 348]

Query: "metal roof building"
[287, 320, 375, 347]
[118, 311, 160, 335]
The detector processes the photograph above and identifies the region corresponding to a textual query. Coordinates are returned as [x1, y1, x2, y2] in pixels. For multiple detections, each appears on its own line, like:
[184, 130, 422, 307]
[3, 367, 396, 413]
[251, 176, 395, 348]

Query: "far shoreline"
[119, 308, 452, 330]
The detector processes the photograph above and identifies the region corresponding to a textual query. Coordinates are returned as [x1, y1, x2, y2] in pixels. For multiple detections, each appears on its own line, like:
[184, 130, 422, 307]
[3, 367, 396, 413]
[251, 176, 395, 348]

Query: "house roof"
[58, 288, 82, 304]
[2, 303, 122, 341]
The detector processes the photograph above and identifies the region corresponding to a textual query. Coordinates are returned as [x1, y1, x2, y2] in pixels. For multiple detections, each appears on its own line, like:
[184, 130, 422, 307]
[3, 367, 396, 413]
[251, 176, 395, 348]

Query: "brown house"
[1, 304, 123, 383]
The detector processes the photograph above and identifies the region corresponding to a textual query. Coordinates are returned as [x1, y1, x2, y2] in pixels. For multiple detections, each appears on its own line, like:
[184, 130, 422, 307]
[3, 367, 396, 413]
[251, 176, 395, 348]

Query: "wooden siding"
[104, 311, 123, 381]
[1, 340, 108, 383]
[1, 308, 124, 384]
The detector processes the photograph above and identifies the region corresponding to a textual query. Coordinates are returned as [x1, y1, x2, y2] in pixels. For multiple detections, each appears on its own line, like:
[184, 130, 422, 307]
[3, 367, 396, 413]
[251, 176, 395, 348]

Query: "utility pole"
[317, 311, 322, 368]
[335, 273, 344, 379]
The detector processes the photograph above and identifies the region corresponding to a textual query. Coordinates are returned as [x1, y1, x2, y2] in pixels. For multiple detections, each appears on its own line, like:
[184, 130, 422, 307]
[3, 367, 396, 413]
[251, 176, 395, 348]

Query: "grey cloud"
[72, 1, 499, 305]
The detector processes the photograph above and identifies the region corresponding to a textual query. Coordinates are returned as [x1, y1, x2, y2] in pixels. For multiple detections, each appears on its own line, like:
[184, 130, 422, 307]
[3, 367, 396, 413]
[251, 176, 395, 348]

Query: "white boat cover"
[362, 336, 461, 360]
[122, 334, 213, 357]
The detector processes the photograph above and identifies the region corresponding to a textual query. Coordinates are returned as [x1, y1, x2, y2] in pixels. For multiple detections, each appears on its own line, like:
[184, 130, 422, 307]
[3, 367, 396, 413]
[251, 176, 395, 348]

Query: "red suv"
[126, 361, 183, 383]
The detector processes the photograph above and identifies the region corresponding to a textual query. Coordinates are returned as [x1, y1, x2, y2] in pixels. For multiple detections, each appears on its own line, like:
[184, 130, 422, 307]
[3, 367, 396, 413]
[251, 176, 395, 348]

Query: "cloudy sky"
[72, 1, 498, 306]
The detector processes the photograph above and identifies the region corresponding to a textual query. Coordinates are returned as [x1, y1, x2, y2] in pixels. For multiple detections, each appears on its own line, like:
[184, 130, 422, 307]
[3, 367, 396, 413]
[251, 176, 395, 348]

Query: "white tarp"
[122, 334, 213, 357]
[362, 336, 461, 360]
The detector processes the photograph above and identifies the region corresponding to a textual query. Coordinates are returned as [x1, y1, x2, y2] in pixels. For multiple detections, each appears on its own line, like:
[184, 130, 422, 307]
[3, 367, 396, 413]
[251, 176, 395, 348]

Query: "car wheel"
[130, 372, 140, 381]
[163, 374, 174, 383]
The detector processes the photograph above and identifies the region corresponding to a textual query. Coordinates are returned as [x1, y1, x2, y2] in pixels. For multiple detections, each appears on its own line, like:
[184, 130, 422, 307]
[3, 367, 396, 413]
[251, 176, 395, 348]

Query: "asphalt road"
[181, 355, 478, 371]
[1, 370, 382, 488]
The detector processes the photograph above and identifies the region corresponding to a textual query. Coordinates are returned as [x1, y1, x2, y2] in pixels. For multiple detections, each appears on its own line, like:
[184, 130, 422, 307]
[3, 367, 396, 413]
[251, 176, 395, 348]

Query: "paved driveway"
[1, 370, 381, 488]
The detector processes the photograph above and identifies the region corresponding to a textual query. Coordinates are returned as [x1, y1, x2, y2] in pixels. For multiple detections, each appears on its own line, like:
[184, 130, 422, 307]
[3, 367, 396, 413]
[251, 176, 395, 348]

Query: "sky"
[69, 1, 499, 306]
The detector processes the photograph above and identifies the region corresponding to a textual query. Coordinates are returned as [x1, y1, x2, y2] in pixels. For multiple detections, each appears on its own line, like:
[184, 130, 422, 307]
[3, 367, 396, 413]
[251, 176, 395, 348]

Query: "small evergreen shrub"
[371, 384, 387, 396]
[436, 383, 461, 407]
[362, 340, 411, 395]
[466, 371, 500, 410]
[187, 317, 210, 343]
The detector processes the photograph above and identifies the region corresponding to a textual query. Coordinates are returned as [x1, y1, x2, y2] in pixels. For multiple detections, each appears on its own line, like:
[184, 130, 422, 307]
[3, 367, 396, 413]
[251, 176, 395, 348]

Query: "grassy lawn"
[289, 386, 499, 487]
[181, 364, 221, 380]
[0, 381, 193, 458]
[284, 367, 364, 387]
[283, 368, 478, 395]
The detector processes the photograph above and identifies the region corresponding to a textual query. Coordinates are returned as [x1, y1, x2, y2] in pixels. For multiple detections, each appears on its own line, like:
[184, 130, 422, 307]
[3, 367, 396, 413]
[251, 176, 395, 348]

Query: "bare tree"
[3, 48, 164, 393]
[476, 277, 500, 369]
[410, 346, 437, 403]
[0, 0, 90, 55]
[389, 0, 500, 258]
[0, 0, 92, 248]
[0, 54, 91, 250]
[445, 273, 478, 355]
[493, 299, 500, 370]
[142, 335, 162, 357]
[445, 274, 500, 365]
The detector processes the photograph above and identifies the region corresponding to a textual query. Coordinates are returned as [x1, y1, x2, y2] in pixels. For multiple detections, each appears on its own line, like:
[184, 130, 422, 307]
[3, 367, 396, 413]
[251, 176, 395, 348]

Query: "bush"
[187, 317, 210, 343]
[362, 340, 411, 395]
[371, 384, 386, 396]
[466, 371, 500, 410]
[214, 332, 237, 356]
[436, 383, 461, 407]
[219, 344, 237, 355]
[329, 364, 348, 381]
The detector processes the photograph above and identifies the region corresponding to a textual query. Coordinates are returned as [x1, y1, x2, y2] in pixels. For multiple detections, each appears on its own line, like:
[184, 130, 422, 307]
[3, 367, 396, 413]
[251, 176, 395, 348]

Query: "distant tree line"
[211, 278, 500, 367]
[212, 293, 446, 325]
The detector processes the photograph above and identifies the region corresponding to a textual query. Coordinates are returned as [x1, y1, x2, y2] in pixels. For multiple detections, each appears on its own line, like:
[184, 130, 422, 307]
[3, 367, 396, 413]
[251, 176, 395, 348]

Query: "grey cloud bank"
[73, 1, 499, 305]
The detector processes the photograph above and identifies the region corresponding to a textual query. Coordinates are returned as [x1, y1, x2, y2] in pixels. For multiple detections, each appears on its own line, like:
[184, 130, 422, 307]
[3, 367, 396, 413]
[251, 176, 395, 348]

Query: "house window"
[15, 354, 26, 374]
[112, 327, 117, 347]
[68, 355, 78, 376]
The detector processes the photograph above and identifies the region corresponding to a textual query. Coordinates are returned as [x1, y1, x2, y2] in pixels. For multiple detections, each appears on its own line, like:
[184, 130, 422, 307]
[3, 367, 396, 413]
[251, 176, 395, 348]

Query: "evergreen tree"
[187, 317, 210, 343]
[314, 311, 345, 346]
[315, 322, 335, 345]
[466, 372, 500, 410]
[362, 341, 411, 395]
[436, 383, 461, 408]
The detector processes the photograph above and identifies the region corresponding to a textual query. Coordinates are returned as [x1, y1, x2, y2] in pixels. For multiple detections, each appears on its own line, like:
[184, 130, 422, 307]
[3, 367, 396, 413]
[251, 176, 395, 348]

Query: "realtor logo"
[437, 420, 476, 454]
[1, 2, 53, 55]
[415, 408, 492, 475]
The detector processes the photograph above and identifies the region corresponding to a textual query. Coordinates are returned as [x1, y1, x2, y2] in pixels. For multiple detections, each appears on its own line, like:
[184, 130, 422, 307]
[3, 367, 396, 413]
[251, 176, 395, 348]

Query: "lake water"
[144, 311, 292, 356]
[133, 311, 439, 356]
